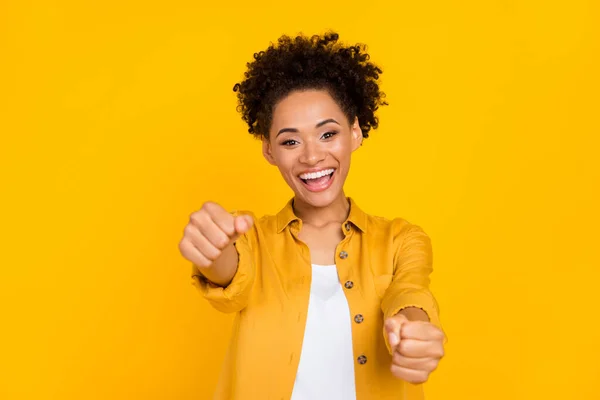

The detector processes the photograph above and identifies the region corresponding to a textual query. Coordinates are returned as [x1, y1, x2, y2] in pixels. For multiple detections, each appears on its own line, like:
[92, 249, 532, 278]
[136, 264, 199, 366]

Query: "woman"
[179, 32, 446, 400]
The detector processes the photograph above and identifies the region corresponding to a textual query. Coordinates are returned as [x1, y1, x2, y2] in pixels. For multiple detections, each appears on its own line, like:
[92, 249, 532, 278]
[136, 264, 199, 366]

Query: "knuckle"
[205, 247, 221, 260]
[436, 347, 445, 358]
[183, 224, 194, 237]
[214, 248, 224, 259]
[190, 212, 203, 225]
[202, 201, 216, 213]
[196, 258, 211, 268]
[426, 359, 439, 372]
[201, 255, 214, 264]
[399, 341, 409, 354]
[178, 240, 188, 255]
[224, 219, 236, 235]
[217, 236, 230, 248]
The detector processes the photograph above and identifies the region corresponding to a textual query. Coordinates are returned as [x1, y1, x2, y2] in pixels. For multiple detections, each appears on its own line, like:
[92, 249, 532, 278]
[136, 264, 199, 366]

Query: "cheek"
[331, 141, 352, 166]
[272, 152, 297, 176]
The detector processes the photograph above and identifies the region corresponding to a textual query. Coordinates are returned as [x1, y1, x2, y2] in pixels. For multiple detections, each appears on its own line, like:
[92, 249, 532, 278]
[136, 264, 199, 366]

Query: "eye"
[281, 139, 298, 146]
[321, 131, 338, 140]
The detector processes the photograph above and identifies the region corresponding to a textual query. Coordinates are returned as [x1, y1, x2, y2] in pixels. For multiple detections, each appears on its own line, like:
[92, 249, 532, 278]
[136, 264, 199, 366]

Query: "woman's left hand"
[384, 313, 445, 384]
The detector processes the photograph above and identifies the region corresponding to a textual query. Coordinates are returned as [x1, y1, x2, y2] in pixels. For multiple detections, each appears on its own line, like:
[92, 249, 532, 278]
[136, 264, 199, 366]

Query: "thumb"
[385, 314, 408, 349]
[233, 215, 254, 236]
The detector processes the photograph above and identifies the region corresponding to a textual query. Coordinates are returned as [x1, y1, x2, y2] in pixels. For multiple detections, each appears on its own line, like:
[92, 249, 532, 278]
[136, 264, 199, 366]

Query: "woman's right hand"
[179, 202, 253, 279]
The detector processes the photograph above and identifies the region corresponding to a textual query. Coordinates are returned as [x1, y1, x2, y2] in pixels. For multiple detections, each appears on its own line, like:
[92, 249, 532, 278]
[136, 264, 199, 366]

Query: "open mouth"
[298, 168, 336, 192]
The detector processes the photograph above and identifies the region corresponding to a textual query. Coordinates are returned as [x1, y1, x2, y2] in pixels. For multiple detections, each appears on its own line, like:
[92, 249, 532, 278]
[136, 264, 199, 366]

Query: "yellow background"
[1, 1, 599, 399]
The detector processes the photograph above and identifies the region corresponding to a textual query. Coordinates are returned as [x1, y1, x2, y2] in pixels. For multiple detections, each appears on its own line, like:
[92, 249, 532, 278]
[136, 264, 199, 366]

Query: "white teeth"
[299, 168, 335, 180]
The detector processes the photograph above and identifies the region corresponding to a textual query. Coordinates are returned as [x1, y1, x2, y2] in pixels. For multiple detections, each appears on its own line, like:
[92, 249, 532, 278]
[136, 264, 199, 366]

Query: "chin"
[294, 186, 343, 209]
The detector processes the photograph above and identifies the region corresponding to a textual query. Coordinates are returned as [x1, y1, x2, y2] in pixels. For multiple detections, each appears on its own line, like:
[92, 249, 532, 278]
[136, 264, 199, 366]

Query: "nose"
[299, 140, 325, 165]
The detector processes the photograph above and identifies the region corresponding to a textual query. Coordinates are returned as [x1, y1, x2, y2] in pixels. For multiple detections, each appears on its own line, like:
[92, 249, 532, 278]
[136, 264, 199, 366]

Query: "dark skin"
[264, 89, 444, 384]
[179, 88, 445, 384]
[262, 90, 360, 265]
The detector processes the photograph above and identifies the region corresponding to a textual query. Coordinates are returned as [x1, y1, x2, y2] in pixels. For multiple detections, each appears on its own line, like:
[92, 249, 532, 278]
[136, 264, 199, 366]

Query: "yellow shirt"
[191, 197, 444, 400]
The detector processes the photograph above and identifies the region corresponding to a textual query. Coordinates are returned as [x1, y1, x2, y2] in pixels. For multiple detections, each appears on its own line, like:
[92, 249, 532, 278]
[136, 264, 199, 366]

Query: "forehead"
[270, 90, 346, 132]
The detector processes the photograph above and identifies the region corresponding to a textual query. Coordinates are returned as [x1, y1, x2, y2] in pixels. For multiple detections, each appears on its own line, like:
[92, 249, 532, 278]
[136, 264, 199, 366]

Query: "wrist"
[398, 306, 430, 322]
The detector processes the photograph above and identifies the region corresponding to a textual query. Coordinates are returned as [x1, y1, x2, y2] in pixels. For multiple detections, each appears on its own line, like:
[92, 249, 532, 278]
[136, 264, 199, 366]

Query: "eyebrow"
[276, 118, 340, 137]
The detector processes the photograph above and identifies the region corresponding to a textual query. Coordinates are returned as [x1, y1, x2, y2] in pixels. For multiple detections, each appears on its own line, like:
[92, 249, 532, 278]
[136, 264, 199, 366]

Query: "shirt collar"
[276, 197, 368, 234]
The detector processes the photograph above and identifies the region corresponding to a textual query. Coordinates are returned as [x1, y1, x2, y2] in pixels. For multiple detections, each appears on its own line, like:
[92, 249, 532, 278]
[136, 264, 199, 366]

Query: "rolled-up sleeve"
[381, 219, 445, 353]
[190, 211, 257, 313]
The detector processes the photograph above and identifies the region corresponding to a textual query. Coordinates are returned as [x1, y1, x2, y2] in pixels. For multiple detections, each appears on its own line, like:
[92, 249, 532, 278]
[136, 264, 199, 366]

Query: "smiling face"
[262, 89, 363, 208]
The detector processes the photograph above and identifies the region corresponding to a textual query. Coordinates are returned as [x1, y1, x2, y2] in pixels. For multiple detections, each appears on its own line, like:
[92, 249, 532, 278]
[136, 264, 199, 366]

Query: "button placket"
[336, 229, 368, 369]
[337, 239, 367, 368]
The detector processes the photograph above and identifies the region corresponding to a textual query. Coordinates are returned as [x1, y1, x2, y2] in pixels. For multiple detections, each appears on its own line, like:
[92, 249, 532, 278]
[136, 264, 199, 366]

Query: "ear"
[350, 117, 363, 151]
[262, 136, 277, 165]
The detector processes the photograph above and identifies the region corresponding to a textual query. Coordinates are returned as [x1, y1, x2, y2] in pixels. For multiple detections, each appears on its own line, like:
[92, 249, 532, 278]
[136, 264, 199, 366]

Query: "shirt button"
[344, 222, 351, 231]
[357, 355, 367, 365]
[339, 251, 348, 259]
[344, 281, 354, 289]
[354, 314, 364, 323]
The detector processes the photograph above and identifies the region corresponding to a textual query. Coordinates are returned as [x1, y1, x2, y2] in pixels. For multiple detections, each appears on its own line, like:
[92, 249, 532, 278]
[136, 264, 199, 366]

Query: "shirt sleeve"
[381, 219, 446, 353]
[190, 210, 257, 313]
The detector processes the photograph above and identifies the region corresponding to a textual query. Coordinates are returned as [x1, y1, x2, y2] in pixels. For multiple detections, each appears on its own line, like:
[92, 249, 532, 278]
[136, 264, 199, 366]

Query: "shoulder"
[364, 212, 430, 246]
[365, 212, 421, 233]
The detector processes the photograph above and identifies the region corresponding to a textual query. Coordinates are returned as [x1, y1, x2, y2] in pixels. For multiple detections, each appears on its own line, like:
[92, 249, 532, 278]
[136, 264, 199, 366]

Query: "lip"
[298, 168, 336, 193]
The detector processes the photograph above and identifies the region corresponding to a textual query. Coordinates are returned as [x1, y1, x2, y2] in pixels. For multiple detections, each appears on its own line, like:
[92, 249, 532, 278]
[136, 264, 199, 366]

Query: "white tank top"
[290, 264, 357, 400]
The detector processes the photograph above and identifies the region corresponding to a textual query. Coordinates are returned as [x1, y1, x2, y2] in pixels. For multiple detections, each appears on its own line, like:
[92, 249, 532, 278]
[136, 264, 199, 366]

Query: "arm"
[380, 220, 444, 352]
[179, 203, 257, 313]
[190, 230, 257, 313]
[193, 241, 240, 287]
[380, 220, 446, 384]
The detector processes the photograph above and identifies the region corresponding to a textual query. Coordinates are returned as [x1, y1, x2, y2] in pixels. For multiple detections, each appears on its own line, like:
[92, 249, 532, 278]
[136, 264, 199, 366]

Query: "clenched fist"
[384, 313, 445, 384]
[179, 202, 253, 284]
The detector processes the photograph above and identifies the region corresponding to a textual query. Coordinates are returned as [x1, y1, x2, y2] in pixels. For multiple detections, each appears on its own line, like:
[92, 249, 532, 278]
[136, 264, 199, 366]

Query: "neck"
[292, 192, 350, 228]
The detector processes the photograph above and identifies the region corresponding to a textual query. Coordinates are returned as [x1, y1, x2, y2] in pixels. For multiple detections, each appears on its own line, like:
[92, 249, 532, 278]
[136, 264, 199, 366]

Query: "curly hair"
[232, 32, 388, 139]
